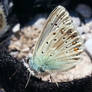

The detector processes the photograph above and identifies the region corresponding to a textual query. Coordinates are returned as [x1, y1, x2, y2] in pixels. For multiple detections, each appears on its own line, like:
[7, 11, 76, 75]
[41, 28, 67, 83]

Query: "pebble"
[22, 47, 30, 52]
[10, 51, 19, 57]
[85, 39, 92, 56]
[77, 25, 89, 34]
[72, 17, 81, 27]
[33, 17, 46, 31]
[86, 20, 92, 32]
[12, 23, 20, 33]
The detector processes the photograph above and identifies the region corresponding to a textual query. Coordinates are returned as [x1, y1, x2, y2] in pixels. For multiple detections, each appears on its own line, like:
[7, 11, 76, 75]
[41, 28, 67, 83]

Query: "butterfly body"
[29, 5, 83, 74]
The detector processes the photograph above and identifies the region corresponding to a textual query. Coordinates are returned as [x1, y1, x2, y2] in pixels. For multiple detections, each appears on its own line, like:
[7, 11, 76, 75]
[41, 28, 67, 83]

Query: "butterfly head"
[29, 57, 46, 73]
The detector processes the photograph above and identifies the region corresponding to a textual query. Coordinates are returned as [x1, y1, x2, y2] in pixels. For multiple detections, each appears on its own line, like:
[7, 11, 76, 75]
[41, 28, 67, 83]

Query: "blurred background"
[0, 0, 92, 91]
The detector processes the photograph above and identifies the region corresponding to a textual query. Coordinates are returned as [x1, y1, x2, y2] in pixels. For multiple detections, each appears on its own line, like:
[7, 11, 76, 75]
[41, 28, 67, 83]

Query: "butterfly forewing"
[33, 6, 72, 56]
[31, 5, 83, 72]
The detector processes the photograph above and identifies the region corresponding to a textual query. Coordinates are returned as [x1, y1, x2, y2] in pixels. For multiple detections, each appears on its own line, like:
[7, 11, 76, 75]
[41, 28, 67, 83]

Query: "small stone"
[76, 4, 92, 18]
[77, 25, 89, 34]
[10, 51, 19, 57]
[12, 23, 20, 33]
[82, 33, 92, 41]
[85, 39, 92, 56]
[33, 17, 46, 30]
[72, 17, 81, 27]
[22, 47, 30, 52]
[86, 20, 92, 32]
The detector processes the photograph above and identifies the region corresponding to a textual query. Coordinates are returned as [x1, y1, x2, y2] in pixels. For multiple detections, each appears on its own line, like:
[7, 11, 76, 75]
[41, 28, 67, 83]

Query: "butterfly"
[0, 6, 8, 37]
[28, 5, 83, 76]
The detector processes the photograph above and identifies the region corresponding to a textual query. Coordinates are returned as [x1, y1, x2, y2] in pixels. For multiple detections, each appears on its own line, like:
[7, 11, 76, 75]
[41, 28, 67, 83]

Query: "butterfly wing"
[0, 6, 8, 37]
[30, 5, 83, 72]
[33, 5, 72, 56]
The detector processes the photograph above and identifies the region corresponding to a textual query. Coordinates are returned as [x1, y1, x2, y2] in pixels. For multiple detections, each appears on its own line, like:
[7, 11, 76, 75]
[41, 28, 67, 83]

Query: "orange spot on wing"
[72, 42, 76, 45]
[74, 48, 79, 51]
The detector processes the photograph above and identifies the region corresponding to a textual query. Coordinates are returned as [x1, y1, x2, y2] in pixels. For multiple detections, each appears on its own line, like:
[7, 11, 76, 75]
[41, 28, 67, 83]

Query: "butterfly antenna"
[25, 72, 31, 88]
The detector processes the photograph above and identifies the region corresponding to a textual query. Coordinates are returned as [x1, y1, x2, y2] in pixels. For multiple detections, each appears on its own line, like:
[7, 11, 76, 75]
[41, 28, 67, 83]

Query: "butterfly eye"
[39, 68, 45, 72]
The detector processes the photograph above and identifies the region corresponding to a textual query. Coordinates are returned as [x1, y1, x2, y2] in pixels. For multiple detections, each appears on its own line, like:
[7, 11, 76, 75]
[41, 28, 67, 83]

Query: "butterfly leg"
[49, 74, 59, 87]
[9, 70, 17, 80]
[49, 74, 53, 82]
